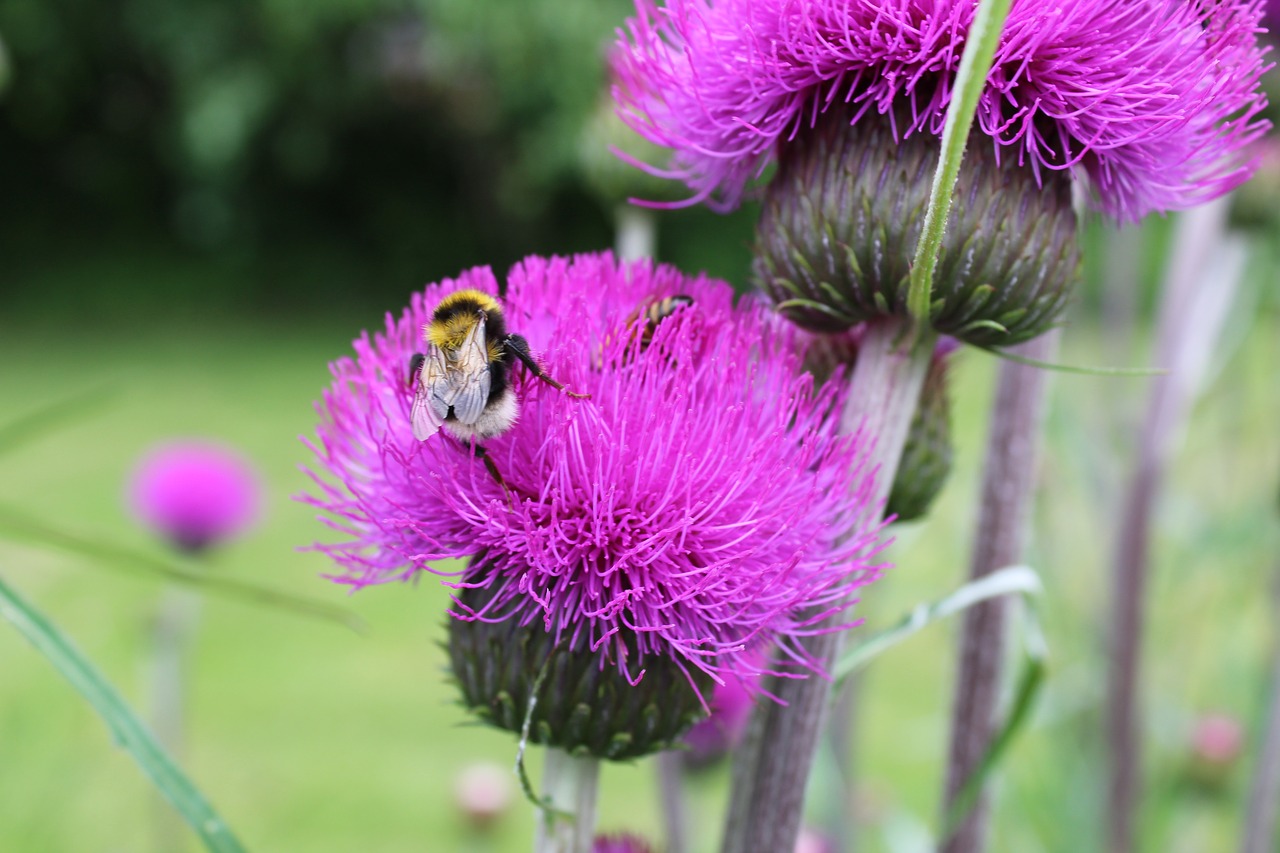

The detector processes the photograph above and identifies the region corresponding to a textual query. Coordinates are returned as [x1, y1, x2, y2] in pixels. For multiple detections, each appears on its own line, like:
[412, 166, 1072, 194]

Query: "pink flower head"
[614, 0, 1272, 221]
[128, 441, 262, 552]
[303, 252, 885, 686]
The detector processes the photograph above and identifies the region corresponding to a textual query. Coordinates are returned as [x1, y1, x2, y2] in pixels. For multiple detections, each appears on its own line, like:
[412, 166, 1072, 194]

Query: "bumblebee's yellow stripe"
[435, 289, 502, 315]
[427, 289, 503, 350]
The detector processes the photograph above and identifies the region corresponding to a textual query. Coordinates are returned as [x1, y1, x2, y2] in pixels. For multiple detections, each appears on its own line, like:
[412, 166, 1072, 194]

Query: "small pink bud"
[1191, 713, 1244, 766]
[795, 827, 835, 853]
[453, 761, 512, 829]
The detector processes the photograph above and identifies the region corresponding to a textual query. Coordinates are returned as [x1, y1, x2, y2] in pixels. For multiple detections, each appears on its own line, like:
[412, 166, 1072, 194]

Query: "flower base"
[448, 575, 715, 761]
[755, 105, 1080, 347]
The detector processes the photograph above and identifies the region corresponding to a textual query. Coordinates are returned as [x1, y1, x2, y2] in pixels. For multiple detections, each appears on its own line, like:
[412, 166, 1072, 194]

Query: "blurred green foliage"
[0, 0, 760, 315]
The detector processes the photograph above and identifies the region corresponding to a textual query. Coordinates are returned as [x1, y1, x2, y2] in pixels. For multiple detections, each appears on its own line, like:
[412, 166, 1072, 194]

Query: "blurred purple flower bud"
[128, 441, 262, 553]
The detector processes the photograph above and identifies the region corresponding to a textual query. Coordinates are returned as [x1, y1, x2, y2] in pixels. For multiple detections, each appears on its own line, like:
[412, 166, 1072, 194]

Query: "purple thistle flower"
[303, 252, 885, 687]
[128, 441, 262, 553]
[615, 0, 1272, 221]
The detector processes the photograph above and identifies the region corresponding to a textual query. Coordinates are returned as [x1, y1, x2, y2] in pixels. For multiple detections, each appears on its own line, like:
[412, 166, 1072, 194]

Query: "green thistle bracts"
[755, 106, 1080, 347]
[448, 577, 714, 761]
[886, 348, 954, 522]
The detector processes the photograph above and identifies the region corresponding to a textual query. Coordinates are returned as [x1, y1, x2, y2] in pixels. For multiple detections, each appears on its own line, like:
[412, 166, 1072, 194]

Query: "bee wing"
[445, 317, 492, 426]
[411, 349, 448, 441]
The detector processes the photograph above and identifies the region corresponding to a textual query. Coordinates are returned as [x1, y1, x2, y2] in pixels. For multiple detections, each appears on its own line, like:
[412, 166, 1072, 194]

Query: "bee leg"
[504, 334, 591, 399]
[470, 442, 513, 503]
[407, 352, 425, 389]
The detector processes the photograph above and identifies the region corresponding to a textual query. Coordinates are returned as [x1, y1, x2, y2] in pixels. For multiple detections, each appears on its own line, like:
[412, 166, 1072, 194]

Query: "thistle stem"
[1106, 198, 1240, 853]
[940, 328, 1058, 853]
[656, 751, 689, 853]
[721, 316, 933, 853]
[615, 205, 657, 263]
[149, 584, 202, 853]
[534, 748, 600, 853]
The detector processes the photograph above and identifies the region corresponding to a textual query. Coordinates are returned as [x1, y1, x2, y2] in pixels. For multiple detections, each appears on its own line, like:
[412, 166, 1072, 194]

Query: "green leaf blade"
[0, 388, 118, 457]
[0, 573, 249, 853]
[0, 504, 365, 633]
[833, 564, 1041, 682]
[830, 564, 1049, 842]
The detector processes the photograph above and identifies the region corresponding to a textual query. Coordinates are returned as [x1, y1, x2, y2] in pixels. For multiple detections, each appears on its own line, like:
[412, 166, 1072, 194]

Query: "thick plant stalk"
[1106, 198, 1241, 853]
[534, 749, 600, 853]
[722, 317, 933, 853]
[1242, 565, 1280, 853]
[615, 206, 656, 263]
[940, 328, 1059, 853]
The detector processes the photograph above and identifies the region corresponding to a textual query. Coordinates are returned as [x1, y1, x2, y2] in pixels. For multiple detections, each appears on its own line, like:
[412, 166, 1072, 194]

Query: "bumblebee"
[599, 294, 694, 366]
[410, 289, 588, 486]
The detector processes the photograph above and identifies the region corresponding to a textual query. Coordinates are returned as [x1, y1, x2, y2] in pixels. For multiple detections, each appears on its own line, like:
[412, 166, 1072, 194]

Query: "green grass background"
[0, 246, 1277, 852]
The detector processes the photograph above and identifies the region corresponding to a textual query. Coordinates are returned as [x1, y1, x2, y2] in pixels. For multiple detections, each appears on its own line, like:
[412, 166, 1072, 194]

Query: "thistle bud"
[755, 107, 1079, 346]
[448, 572, 715, 761]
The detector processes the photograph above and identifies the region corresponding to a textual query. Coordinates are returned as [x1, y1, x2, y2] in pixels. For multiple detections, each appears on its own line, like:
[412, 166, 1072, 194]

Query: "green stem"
[150, 585, 204, 852]
[906, 0, 1015, 323]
